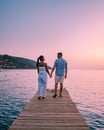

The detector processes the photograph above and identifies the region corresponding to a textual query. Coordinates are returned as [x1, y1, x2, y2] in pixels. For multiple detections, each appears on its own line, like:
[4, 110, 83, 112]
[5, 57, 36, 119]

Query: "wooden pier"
[9, 89, 90, 130]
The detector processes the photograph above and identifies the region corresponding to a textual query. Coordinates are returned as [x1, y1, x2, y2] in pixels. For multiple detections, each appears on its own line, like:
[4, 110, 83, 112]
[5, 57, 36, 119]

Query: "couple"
[36, 52, 68, 100]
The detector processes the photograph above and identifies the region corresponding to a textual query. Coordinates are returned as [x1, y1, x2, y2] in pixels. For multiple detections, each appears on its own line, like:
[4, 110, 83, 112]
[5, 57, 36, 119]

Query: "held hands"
[49, 73, 53, 78]
[49, 73, 52, 78]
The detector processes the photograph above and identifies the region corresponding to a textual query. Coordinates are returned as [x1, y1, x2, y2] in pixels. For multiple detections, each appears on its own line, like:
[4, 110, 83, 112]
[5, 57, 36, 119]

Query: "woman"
[36, 55, 50, 99]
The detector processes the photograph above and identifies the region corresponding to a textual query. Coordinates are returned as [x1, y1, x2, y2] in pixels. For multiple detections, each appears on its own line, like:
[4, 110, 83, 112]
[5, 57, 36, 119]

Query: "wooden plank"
[9, 127, 90, 130]
[8, 88, 90, 130]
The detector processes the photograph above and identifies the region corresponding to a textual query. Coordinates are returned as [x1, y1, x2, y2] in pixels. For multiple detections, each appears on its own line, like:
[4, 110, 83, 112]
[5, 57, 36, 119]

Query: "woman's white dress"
[38, 67, 47, 97]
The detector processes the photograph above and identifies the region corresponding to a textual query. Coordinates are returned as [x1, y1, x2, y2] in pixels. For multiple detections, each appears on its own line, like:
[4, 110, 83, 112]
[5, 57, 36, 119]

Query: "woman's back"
[38, 67, 46, 73]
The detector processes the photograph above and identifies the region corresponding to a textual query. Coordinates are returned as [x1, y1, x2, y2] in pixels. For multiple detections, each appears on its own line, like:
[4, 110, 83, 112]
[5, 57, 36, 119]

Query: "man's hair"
[58, 52, 63, 57]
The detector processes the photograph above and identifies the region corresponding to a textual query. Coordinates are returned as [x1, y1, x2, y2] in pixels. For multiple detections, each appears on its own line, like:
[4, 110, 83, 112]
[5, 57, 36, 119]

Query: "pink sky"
[0, 0, 104, 69]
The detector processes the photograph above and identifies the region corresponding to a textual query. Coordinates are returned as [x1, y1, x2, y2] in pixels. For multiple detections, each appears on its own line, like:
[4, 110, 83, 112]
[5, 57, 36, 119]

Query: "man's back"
[54, 57, 67, 77]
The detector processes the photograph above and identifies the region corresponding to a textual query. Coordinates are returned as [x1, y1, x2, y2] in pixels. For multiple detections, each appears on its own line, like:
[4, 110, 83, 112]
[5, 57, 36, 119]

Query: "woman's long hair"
[36, 57, 40, 68]
[36, 55, 44, 68]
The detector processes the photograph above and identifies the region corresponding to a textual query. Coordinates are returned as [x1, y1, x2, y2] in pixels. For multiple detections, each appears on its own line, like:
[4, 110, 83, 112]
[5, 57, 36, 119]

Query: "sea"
[0, 69, 104, 130]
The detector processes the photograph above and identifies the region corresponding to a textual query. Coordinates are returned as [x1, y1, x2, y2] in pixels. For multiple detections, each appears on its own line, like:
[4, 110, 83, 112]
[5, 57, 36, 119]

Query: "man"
[51, 52, 68, 97]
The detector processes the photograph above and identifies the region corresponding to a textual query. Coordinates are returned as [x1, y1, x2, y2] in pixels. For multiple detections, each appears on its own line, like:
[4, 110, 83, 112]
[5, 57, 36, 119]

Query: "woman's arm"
[45, 63, 51, 77]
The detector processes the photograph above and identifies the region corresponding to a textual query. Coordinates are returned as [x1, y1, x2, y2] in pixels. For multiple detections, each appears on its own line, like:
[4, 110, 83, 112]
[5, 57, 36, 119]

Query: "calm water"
[0, 69, 104, 130]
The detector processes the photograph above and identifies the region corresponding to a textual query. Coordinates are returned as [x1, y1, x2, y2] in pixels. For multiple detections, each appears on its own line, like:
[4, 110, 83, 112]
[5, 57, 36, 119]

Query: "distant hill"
[0, 54, 36, 69]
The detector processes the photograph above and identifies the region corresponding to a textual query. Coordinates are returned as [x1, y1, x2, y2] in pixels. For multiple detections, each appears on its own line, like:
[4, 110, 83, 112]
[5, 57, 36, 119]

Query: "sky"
[0, 0, 104, 69]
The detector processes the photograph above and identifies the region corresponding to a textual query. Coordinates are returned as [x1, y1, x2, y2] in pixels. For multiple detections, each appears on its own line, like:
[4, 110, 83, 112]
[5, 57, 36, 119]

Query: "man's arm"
[65, 62, 68, 78]
[50, 60, 56, 77]
[50, 67, 55, 77]
[65, 67, 67, 79]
